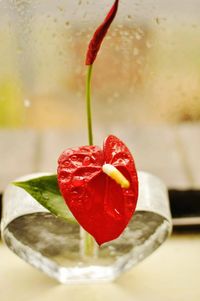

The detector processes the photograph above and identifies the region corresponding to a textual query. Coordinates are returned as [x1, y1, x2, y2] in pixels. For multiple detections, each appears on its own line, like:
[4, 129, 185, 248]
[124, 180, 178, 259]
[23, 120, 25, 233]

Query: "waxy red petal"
[57, 135, 138, 245]
[104, 134, 138, 221]
[85, 0, 119, 65]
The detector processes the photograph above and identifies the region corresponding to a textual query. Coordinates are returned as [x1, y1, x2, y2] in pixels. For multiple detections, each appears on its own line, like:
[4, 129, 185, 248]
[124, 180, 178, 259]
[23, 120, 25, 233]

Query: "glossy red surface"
[57, 135, 138, 245]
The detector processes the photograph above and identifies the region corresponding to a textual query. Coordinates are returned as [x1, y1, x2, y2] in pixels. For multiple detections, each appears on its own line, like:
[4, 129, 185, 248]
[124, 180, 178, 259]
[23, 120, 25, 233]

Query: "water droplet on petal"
[124, 190, 134, 196]
[83, 156, 91, 166]
[63, 159, 71, 167]
[116, 158, 125, 164]
[60, 171, 71, 182]
[72, 176, 85, 187]
[70, 186, 84, 198]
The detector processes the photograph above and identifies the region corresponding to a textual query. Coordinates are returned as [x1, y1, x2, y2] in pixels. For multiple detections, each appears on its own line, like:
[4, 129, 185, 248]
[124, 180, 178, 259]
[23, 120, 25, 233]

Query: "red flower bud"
[85, 0, 119, 65]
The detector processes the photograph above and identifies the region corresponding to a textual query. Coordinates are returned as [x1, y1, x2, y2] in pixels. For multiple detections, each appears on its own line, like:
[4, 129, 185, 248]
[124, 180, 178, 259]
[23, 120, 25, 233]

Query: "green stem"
[86, 64, 93, 146]
[80, 64, 97, 258]
[80, 227, 97, 258]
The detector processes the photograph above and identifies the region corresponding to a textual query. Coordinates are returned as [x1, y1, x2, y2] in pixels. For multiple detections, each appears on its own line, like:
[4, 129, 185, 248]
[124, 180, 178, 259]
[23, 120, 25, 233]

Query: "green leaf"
[13, 175, 77, 224]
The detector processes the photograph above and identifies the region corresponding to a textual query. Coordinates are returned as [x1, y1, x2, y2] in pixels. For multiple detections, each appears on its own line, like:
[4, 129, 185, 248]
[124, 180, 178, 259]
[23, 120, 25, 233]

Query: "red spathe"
[57, 135, 138, 245]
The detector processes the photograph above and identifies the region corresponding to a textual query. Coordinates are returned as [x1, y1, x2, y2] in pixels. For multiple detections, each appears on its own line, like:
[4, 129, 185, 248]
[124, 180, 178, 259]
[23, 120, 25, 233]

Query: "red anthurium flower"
[57, 135, 138, 245]
[85, 0, 119, 65]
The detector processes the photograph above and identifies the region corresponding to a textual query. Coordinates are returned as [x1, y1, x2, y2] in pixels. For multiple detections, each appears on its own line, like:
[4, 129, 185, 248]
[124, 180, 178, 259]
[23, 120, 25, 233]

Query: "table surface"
[0, 232, 200, 301]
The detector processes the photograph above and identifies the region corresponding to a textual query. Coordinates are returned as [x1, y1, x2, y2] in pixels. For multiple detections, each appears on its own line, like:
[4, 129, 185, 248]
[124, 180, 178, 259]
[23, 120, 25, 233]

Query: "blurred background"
[0, 0, 200, 194]
[1, 3, 200, 299]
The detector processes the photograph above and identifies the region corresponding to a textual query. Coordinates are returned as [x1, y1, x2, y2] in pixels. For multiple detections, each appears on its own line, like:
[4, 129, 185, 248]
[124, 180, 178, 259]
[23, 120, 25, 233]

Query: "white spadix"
[102, 164, 130, 189]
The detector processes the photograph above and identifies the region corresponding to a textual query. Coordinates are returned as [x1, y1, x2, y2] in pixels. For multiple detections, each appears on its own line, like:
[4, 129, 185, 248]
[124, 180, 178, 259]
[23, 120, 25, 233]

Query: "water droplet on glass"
[108, 245, 115, 251]
[124, 31, 129, 37]
[24, 99, 31, 108]
[146, 41, 152, 49]
[133, 47, 139, 56]
[135, 32, 142, 40]
[57, 6, 64, 12]
[42, 193, 49, 200]
[155, 17, 160, 25]
[114, 92, 119, 99]
[17, 47, 22, 54]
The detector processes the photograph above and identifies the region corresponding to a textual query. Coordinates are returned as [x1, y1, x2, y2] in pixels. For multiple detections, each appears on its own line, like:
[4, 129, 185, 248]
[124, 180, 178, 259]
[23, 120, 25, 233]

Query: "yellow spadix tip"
[102, 164, 130, 189]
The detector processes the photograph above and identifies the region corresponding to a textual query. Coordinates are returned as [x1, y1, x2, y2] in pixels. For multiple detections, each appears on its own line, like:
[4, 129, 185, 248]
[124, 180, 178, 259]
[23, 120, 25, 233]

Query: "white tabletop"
[1, 233, 200, 301]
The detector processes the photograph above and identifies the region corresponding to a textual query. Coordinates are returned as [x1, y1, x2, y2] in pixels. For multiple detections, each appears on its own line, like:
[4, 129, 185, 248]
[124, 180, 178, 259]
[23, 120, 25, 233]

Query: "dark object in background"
[0, 194, 2, 239]
[169, 190, 200, 228]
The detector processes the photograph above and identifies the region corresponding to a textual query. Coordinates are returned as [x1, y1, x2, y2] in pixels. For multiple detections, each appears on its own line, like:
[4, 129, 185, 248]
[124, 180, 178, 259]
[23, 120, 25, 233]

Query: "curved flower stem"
[80, 64, 97, 258]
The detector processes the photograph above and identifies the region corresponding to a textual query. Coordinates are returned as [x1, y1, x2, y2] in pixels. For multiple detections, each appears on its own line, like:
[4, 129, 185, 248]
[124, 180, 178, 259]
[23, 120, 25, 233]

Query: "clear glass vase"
[1, 0, 180, 284]
[1, 171, 172, 284]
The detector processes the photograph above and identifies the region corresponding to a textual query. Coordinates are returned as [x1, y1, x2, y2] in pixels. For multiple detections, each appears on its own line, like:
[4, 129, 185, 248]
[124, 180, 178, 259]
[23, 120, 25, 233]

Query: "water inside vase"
[3, 211, 171, 283]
